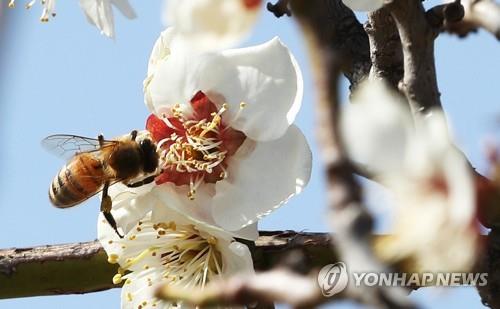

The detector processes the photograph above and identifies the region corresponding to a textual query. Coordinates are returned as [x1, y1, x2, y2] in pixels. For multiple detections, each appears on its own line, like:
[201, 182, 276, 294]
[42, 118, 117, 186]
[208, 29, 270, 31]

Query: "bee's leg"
[100, 181, 124, 239]
[98, 134, 105, 147]
[127, 175, 156, 188]
[130, 130, 138, 141]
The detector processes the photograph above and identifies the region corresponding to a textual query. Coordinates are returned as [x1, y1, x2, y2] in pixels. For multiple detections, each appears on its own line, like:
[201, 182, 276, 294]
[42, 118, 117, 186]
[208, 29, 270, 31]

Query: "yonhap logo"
[318, 262, 349, 297]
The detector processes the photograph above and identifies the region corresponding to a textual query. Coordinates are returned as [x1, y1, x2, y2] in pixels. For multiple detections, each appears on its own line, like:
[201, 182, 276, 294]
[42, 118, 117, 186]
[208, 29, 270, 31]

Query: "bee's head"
[139, 138, 159, 174]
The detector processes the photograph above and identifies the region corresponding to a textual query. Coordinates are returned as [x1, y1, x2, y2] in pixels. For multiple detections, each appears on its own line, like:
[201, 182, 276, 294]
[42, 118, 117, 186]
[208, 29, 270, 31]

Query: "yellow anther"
[129, 235, 137, 241]
[207, 236, 218, 245]
[168, 221, 177, 231]
[144, 265, 150, 270]
[127, 292, 133, 302]
[117, 267, 126, 275]
[107, 254, 119, 264]
[125, 278, 132, 285]
[112, 273, 123, 284]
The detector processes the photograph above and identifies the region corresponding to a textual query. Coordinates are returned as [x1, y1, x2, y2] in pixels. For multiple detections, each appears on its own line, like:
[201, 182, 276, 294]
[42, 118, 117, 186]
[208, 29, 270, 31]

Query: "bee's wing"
[42, 134, 118, 160]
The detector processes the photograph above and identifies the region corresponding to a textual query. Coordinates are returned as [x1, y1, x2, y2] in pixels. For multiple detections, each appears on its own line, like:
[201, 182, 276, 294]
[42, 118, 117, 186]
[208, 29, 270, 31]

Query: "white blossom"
[99, 193, 253, 309]
[341, 80, 479, 273]
[164, 0, 262, 51]
[141, 30, 311, 232]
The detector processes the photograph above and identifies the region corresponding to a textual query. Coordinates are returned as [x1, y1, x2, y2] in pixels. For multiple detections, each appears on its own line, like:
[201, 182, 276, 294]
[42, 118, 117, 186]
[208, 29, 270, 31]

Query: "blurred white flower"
[79, 0, 136, 38]
[99, 195, 253, 309]
[143, 30, 312, 232]
[342, 0, 384, 12]
[341, 80, 479, 273]
[164, 0, 262, 51]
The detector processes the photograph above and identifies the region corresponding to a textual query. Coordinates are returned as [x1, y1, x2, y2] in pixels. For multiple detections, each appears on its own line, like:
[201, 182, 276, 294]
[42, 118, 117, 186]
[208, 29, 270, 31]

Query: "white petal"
[342, 0, 384, 12]
[144, 28, 180, 112]
[152, 183, 216, 226]
[165, 0, 261, 52]
[212, 125, 312, 231]
[340, 79, 413, 175]
[219, 241, 255, 276]
[145, 28, 177, 78]
[106, 183, 155, 234]
[79, 0, 136, 38]
[80, 0, 115, 38]
[120, 268, 167, 309]
[148, 38, 303, 142]
[111, 0, 136, 19]
[147, 51, 232, 117]
[152, 185, 259, 240]
[215, 37, 303, 141]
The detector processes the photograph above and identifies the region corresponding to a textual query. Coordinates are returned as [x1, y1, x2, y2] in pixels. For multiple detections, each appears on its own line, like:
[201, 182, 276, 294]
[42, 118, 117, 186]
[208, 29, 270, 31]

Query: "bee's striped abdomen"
[49, 153, 105, 208]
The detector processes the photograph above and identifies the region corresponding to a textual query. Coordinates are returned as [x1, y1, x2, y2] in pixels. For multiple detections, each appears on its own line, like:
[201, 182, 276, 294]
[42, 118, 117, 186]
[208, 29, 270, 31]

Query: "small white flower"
[142, 31, 312, 232]
[98, 193, 254, 309]
[79, 0, 137, 38]
[9, 0, 56, 22]
[164, 0, 262, 51]
[341, 80, 479, 273]
[342, 0, 384, 12]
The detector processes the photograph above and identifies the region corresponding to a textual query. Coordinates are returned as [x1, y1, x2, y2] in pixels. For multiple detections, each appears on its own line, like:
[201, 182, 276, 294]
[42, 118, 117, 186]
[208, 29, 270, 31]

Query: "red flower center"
[146, 91, 246, 199]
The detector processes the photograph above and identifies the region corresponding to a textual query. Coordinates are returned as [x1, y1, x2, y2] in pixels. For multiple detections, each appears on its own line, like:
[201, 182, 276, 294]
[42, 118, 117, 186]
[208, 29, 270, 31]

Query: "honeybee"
[43, 130, 159, 237]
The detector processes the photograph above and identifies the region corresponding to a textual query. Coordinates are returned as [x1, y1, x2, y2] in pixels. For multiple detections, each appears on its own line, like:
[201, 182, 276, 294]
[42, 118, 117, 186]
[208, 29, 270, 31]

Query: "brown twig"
[386, 0, 443, 114]
[266, 0, 291, 17]
[156, 269, 325, 309]
[365, 8, 404, 88]
[289, 1, 414, 307]
[443, 0, 500, 39]
[268, 0, 371, 90]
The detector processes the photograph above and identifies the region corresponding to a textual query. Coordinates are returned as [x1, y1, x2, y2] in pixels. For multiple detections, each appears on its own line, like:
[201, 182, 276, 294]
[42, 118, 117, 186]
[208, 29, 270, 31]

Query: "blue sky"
[0, 1, 498, 308]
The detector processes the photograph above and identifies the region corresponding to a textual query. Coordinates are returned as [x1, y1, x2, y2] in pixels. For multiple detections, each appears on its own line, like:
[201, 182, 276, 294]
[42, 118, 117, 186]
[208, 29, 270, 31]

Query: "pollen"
[129, 235, 137, 241]
[112, 273, 123, 284]
[152, 92, 247, 200]
[107, 254, 119, 264]
[207, 236, 218, 245]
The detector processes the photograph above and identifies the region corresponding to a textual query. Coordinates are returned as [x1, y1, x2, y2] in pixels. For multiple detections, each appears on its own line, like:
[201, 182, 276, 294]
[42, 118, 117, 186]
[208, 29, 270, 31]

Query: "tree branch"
[0, 231, 335, 299]
[288, 1, 413, 307]
[156, 269, 325, 309]
[443, 0, 500, 40]
[365, 8, 404, 88]
[386, 0, 443, 113]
